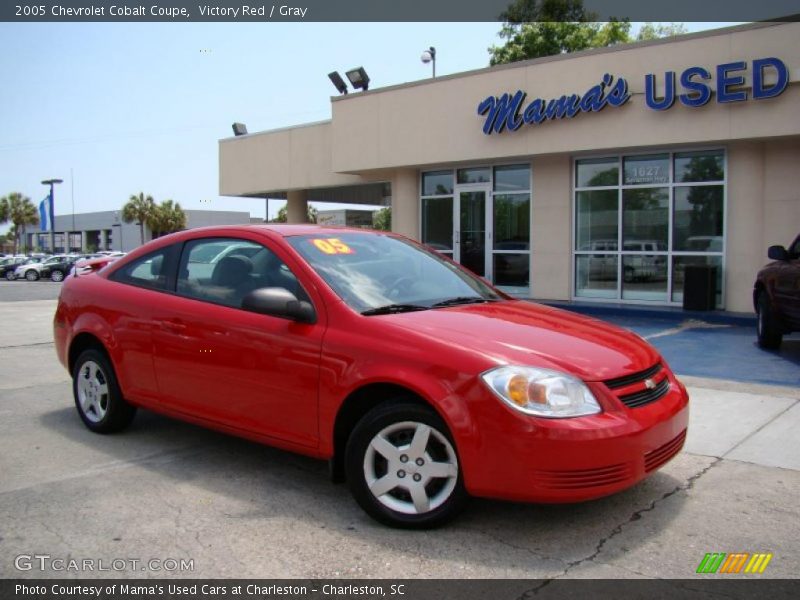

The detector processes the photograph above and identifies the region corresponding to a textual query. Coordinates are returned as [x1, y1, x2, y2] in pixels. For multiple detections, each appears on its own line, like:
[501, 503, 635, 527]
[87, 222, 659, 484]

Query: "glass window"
[110, 247, 175, 291]
[576, 157, 618, 188]
[575, 255, 618, 299]
[494, 254, 529, 287]
[494, 194, 530, 249]
[622, 255, 668, 302]
[623, 154, 669, 185]
[421, 170, 453, 196]
[672, 186, 724, 251]
[576, 190, 618, 251]
[622, 188, 668, 247]
[288, 233, 501, 313]
[493, 164, 530, 192]
[176, 238, 305, 309]
[457, 167, 490, 184]
[421, 197, 453, 252]
[674, 150, 724, 182]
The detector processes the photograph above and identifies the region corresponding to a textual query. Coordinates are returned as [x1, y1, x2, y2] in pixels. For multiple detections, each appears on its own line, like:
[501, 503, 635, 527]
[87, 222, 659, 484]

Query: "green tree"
[372, 207, 392, 231]
[0, 193, 40, 253]
[148, 200, 187, 238]
[636, 22, 687, 41]
[271, 204, 318, 223]
[488, 1, 686, 65]
[121, 192, 156, 246]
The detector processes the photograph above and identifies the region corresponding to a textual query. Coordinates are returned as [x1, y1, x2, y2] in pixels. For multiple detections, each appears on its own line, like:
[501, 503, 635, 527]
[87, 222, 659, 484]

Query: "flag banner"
[39, 197, 49, 231]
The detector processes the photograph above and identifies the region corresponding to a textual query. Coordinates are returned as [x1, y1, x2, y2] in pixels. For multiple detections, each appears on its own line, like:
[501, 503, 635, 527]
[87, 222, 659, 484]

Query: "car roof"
[172, 224, 386, 239]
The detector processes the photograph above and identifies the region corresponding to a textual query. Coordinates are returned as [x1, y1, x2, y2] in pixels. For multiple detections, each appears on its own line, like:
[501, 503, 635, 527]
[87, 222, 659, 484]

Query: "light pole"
[421, 46, 436, 78]
[41, 178, 63, 253]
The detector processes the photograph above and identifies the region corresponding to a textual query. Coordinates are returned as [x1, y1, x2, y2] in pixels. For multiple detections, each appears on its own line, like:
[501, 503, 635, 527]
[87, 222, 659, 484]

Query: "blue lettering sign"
[752, 57, 789, 99]
[477, 74, 630, 135]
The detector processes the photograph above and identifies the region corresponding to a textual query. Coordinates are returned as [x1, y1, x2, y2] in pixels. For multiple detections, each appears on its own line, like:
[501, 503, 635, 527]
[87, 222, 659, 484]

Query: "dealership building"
[219, 22, 799, 314]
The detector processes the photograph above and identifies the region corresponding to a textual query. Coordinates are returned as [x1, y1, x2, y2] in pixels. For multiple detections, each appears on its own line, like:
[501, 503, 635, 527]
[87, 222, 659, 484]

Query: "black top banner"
[2, 0, 800, 22]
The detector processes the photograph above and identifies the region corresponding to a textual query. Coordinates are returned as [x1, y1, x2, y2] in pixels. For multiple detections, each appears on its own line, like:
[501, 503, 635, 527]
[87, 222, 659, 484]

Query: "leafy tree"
[148, 200, 187, 238]
[372, 207, 391, 231]
[271, 203, 318, 223]
[121, 192, 156, 245]
[0, 192, 39, 253]
[637, 22, 687, 41]
[489, 0, 685, 65]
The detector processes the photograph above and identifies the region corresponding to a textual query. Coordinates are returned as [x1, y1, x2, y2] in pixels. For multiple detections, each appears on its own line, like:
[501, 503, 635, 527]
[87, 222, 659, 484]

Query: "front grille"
[534, 463, 631, 490]
[605, 363, 662, 389]
[604, 363, 670, 409]
[644, 430, 687, 472]
[618, 377, 670, 408]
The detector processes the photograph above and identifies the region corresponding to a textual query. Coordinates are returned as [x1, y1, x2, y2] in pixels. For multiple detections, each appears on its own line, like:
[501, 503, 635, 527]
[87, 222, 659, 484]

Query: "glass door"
[456, 189, 488, 277]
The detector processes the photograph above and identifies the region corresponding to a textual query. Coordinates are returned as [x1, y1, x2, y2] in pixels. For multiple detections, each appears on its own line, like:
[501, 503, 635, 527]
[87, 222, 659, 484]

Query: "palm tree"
[147, 200, 187, 238]
[121, 192, 156, 246]
[0, 193, 40, 253]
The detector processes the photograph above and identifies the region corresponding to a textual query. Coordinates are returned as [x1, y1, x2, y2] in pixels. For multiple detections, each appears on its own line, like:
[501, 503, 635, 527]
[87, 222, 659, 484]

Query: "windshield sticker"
[311, 238, 354, 255]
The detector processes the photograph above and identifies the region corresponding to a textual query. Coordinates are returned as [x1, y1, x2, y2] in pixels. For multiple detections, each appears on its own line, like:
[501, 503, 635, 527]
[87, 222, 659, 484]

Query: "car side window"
[109, 247, 175, 291]
[789, 237, 800, 259]
[176, 238, 309, 310]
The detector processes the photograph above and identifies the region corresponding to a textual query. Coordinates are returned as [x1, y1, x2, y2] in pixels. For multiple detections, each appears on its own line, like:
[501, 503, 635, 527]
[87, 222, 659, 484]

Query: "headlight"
[481, 366, 601, 418]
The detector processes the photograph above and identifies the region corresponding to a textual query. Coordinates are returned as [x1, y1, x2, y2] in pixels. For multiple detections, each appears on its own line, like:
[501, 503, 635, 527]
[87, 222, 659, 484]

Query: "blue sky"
[0, 22, 740, 230]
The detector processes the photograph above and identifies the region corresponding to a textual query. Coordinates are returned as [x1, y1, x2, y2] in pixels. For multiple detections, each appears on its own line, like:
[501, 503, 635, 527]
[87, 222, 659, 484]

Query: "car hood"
[384, 300, 660, 382]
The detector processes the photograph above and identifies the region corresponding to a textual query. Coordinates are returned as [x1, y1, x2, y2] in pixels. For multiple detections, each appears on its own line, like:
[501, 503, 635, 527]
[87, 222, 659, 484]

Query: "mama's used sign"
[478, 57, 789, 135]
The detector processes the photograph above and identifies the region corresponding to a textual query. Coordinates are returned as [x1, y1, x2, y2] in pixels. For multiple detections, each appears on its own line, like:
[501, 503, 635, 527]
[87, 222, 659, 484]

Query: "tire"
[757, 291, 783, 350]
[72, 348, 136, 433]
[5, 270, 15, 281]
[50, 270, 65, 282]
[345, 401, 468, 529]
[25, 269, 40, 281]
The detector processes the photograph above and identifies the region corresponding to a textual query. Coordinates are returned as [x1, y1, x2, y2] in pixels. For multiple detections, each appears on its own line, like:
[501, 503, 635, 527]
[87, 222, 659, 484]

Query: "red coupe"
[54, 225, 689, 528]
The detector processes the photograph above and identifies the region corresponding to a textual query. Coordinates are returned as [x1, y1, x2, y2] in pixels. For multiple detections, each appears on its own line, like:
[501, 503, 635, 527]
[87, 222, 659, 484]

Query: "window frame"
[572, 147, 727, 307]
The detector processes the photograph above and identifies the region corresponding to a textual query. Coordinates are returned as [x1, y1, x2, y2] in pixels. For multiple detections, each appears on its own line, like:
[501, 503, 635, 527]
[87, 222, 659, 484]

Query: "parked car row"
[0, 252, 125, 282]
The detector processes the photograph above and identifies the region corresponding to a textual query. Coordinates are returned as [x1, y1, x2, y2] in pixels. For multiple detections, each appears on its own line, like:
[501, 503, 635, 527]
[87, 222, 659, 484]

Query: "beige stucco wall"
[219, 122, 364, 196]
[330, 22, 800, 174]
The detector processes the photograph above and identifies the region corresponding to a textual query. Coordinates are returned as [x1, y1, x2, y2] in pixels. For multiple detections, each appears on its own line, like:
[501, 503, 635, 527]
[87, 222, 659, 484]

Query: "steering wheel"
[383, 276, 416, 299]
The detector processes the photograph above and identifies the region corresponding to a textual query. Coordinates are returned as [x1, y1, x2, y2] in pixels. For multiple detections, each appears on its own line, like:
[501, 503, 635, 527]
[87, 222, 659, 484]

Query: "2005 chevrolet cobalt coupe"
[54, 225, 688, 528]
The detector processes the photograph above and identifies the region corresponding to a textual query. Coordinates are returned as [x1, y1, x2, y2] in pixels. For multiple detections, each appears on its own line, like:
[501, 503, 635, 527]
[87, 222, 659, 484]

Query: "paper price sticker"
[311, 238, 354, 255]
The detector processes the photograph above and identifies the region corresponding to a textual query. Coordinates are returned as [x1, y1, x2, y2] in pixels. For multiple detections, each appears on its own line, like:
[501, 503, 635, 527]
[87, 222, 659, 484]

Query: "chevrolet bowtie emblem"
[644, 378, 657, 390]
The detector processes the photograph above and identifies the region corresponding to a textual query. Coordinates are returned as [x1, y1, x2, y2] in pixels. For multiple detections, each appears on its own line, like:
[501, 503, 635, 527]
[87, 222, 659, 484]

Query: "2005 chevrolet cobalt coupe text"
[54, 225, 688, 528]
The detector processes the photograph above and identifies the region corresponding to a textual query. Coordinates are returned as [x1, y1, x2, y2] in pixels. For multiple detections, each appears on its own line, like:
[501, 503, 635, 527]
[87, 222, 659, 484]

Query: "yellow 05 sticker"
[311, 238, 354, 255]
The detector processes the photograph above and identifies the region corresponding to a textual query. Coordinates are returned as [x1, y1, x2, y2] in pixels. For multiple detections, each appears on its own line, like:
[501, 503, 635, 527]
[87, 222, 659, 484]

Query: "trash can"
[683, 265, 717, 311]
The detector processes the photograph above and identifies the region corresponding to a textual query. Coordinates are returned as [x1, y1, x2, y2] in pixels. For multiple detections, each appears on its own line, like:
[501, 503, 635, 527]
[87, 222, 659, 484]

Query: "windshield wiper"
[430, 296, 496, 308]
[361, 304, 430, 316]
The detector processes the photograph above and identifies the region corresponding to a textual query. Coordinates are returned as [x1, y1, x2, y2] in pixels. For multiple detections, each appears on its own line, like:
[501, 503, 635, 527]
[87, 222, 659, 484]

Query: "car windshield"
[287, 232, 502, 314]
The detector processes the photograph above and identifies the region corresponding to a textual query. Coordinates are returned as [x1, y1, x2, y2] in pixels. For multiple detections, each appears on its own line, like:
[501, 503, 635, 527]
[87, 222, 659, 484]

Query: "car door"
[150, 235, 324, 448]
[773, 235, 800, 327]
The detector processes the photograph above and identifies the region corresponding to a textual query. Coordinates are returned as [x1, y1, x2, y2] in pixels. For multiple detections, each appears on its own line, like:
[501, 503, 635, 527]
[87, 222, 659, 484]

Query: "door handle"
[160, 319, 187, 333]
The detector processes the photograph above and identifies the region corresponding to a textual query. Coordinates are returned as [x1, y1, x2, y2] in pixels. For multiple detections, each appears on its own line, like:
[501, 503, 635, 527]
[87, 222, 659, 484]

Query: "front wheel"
[757, 291, 783, 349]
[345, 402, 467, 528]
[5, 270, 15, 281]
[73, 349, 137, 433]
[50, 270, 65, 282]
[25, 269, 40, 281]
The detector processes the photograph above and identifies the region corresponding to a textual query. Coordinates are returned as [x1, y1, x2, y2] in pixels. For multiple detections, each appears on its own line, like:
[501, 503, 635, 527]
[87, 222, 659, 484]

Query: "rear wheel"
[50, 270, 65, 282]
[25, 269, 40, 281]
[5, 270, 15, 281]
[345, 401, 467, 528]
[757, 291, 783, 350]
[72, 349, 136, 433]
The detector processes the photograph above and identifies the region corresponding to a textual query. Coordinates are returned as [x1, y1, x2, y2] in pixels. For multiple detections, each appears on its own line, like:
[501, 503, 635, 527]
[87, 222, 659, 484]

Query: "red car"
[54, 225, 689, 528]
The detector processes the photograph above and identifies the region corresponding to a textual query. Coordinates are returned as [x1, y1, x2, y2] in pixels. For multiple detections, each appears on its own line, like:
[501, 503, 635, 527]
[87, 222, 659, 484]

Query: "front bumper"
[457, 370, 689, 503]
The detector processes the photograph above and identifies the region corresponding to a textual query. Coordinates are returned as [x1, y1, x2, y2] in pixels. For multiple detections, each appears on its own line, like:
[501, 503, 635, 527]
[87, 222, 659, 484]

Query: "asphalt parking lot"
[0, 281, 798, 580]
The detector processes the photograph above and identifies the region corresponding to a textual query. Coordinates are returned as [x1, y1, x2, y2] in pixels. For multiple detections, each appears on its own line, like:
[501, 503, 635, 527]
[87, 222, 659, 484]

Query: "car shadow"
[38, 405, 688, 570]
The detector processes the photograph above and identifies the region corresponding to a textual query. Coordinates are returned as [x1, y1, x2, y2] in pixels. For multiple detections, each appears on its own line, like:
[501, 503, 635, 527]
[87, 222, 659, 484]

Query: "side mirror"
[767, 245, 789, 261]
[241, 287, 316, 324]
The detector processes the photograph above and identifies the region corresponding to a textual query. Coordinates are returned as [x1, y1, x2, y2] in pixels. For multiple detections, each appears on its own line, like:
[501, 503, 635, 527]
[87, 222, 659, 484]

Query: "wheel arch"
[329, 382, 445, 483]
[68, 332, 111, 375]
